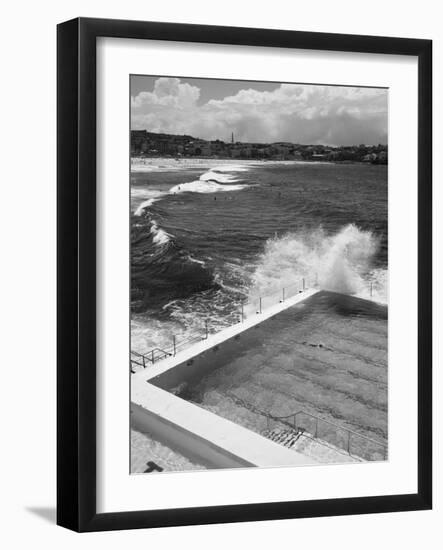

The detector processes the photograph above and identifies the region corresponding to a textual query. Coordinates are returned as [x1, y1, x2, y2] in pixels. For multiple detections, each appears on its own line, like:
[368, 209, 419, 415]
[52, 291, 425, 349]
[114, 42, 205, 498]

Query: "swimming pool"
[171, 291, 388, 462]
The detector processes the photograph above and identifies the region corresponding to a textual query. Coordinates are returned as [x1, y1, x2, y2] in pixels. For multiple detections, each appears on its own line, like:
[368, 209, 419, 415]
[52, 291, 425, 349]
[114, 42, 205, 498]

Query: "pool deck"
[131, 428, 207, 473]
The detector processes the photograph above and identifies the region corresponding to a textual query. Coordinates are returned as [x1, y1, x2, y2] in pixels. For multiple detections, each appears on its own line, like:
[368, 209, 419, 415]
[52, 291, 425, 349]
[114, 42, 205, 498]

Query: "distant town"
[131, 130, 388, 164]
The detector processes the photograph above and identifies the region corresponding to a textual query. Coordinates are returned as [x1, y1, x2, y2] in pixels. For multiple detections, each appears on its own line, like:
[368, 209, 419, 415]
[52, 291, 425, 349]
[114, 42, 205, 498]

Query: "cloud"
[131, 78, 387, 145]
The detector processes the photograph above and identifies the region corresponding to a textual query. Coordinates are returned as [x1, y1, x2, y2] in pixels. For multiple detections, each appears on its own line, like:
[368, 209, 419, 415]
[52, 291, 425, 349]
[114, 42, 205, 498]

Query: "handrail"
[267, 409, 386, 451]
[130, 347, 172, 369]
[265, 408, 387, 459]
[221, 392, 386, 461]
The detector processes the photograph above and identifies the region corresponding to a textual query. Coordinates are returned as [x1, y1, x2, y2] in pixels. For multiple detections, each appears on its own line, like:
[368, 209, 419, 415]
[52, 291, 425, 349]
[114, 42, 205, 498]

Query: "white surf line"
[133, 162, 252, 216]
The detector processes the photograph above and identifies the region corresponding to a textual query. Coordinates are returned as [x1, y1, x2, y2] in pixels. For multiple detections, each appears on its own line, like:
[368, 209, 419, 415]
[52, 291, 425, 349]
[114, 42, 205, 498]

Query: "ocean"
[130, 159, 387, 356]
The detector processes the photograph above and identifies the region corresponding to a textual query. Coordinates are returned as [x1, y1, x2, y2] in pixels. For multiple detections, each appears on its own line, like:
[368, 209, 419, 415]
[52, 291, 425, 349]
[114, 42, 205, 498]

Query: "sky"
[130, 75, 388, 146]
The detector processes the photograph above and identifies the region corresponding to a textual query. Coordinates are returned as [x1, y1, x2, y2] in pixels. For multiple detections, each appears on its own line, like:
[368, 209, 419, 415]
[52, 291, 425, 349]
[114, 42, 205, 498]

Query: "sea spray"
[248, 224, 387, 303]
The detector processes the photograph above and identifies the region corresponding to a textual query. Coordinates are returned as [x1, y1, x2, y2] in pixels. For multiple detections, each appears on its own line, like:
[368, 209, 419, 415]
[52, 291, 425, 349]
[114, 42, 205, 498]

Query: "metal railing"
[130, 277, 314, 371]
[130, 348, 172, 369]
[265, 409, 387, 461]
[214, 392, 386, 462]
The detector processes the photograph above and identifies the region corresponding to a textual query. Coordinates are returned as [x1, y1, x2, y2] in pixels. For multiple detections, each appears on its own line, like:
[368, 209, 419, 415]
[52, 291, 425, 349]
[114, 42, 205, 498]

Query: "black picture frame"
[57, 17, 432, 532]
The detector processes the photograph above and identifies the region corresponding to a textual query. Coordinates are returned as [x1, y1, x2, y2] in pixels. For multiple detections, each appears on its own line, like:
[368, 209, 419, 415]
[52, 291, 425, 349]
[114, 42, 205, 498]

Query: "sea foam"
[133, 164, 250, 217]
[169, 179, 246, 194]
[169, 166, 249, 194]
[149, 220, 172, 245]
[134, 197, 159, 216]
[248, 224, 387, 304]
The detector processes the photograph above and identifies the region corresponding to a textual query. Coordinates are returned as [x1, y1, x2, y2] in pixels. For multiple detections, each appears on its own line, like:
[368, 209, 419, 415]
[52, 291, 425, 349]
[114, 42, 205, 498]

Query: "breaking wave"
[149, 220, 172, 245]
[169, 166, 249, 194]
[132, 189, 166, 216]
[248, 225, 387, 303]
[169, 179, 246, 194]
[134, 197, 159, 216]
[134, 164, 250, 217]
[200, 170, 239, 183]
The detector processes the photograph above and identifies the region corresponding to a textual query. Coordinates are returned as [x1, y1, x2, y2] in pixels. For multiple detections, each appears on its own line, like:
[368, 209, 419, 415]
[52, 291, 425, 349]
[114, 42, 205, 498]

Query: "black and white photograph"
[0, 0, 437, 542]
[129, 75, 389, 474]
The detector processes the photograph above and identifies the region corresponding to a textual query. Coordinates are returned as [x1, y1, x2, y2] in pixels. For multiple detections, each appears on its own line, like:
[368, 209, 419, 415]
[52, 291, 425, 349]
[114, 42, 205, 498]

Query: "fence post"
[151, 349, 155, 364]
[205, 319, 209, 339]
[370, 282, 373, 297]
[173, 335, 176, 357]
[259, 297, 262, 314]
[347, 431, 351, 454]
[302, 277, 305, 291]
[282, 287, 285, 302]
[142, 355, 146, 368]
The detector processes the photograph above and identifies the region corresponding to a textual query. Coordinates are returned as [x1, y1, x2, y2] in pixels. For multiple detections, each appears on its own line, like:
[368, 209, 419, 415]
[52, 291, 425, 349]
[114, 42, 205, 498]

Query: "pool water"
[177, 291, 388, 462]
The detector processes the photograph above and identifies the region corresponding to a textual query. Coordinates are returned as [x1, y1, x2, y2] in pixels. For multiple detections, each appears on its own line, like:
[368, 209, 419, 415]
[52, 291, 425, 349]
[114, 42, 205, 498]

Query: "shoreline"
[130, 156, 386, 172]
[130, 157, 340, 173]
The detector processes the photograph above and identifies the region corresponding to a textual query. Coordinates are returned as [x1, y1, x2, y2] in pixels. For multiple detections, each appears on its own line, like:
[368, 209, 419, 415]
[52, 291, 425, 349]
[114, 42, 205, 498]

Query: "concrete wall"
[131, 402, 254, 469]
[131, 382, 317, 469]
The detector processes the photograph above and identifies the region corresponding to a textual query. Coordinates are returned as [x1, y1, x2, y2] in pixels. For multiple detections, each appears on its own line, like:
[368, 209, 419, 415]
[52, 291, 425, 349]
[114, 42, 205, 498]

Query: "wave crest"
[134, 165, 250, 210]
[170, 179, 246, 194]
[170, 166, 250, 194]
[249, 225, 387, 303]
[149, 220, 172, 246]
